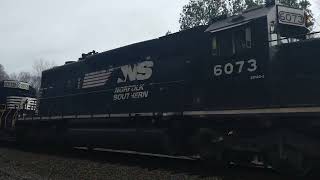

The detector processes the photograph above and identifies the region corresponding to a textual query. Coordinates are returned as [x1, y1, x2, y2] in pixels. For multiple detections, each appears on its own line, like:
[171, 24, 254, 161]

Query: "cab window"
[245, 27, 252, 48]
[233, 27, 252, 54]
[211, 26, 252, 57]
[212, 36, 218, 56]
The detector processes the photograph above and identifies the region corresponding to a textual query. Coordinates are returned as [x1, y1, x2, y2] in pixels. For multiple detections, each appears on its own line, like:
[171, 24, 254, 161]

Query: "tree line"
[179, 0, 312, 30]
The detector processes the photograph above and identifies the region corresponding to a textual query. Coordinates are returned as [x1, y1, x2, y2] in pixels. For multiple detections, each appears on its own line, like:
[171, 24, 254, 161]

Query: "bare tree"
[32, 59, 56, 78]
[0, 64, 9, 81]
[31, 59, 56, 92]
[10, 59, 56, 94]
[10, 72, 33, 84]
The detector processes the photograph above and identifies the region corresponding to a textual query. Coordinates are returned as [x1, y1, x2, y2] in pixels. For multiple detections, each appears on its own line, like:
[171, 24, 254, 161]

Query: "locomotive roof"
[206, 6, 273, 33]
[45, 25, 209, 72]
[97, 25, 209, 56]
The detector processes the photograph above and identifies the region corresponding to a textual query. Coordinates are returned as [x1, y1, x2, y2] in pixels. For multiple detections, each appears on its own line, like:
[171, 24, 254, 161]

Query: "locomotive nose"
[270, 38, 320, 106]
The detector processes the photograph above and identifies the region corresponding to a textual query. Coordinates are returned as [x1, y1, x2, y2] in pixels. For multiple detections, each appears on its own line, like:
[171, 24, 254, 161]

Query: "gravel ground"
[0, 147, 294, 180]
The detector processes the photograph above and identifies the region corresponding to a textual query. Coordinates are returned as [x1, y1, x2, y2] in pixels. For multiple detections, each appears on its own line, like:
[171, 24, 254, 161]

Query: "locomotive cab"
[204, 4, 313, 110]
[205, 5, 272, 109]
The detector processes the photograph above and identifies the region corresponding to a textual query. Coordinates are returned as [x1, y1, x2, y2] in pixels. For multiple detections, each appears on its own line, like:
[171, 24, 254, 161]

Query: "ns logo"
[117, 61, 154, 83]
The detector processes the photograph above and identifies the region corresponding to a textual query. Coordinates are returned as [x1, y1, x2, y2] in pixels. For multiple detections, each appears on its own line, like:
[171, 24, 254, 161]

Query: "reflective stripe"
[63, 115, 76, 119]
[131, 113, 153, 117]
[85, 70, 107, 77]
[82, 70, 111, 89]
[17, 107, 320, 122]
[110, 114, 129, 118]
[83, 78, 109, 86]
[83, 75, 110, 83]
[92, 114, 108, 118]
[183, 107, 320, 116]
[77, 115, 91, 118]
[51, 116, 62, 119]
[163, 112, 177, 116]
[82, 83, 106, 89]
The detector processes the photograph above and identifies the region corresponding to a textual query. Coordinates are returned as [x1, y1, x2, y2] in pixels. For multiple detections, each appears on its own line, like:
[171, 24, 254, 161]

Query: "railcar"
[16, 3, 320, 175]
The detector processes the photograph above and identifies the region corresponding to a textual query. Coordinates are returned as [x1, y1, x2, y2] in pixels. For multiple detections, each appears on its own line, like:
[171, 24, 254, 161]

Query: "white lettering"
[117, 61, 154, 83]
[114, 87, 131, 93]
[247, 59, 258, 72]
[131, 91, 149, 99]
[213, 65, 223, 76]
[250, 74, 265, 80]
[213, 59, 258, 77]
[224, 63, 234, 75]
[136, 61, 153, 81]
[235, 61, 244, 73]
[113, 84, 149, 101]
[117, 65, 137, 83]
[113, 93, 130, 101]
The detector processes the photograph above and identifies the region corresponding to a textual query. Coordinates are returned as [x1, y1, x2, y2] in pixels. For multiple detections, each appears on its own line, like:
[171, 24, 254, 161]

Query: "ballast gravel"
[0, 147, 289, 180]
[0, 147, 221, 180]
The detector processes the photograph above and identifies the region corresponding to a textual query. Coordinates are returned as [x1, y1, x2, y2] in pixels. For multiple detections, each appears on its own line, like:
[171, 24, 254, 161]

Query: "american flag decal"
[82, 70, 112, 89]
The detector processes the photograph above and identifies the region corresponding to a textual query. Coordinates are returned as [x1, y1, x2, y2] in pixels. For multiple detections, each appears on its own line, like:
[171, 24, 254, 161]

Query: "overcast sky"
[0, 0, 319, 74]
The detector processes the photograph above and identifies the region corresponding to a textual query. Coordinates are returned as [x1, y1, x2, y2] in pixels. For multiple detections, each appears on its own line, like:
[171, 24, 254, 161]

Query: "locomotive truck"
[11, 3, 320, 175]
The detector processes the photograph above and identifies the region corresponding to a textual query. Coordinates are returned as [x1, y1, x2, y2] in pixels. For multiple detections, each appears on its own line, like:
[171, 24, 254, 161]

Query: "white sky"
[0, 0, 319, 74]
[311, 0, 320, 28]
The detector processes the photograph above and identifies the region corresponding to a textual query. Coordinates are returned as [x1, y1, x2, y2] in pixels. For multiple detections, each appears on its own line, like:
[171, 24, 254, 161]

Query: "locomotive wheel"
[267, 144, 312, 176]
[191, 128, 224, 161]
[163, 120, 191, 155]
[15, 128, 28, 146]
[162, 134, 179, 155]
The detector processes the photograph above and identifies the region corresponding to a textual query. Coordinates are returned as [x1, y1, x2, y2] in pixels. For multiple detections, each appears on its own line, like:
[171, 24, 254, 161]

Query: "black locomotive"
[0, 80, 36, 130]
[15, 4, 320, 175]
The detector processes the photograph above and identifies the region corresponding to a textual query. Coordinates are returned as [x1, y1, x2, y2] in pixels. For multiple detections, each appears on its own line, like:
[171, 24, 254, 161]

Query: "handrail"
[0, 112, 3, 128]
[0, 108, 5, 128]
[268, 31, 320, 43]
[12, 110, 19, 128]
[4, 109, 12, 128]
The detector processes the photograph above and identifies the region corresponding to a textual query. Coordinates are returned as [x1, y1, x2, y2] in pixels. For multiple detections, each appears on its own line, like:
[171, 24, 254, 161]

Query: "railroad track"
[8, 147, 284, 179]
[0, 139, 317, 179]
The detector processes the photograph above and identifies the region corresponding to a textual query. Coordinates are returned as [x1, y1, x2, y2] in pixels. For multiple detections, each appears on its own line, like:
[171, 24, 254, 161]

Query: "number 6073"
[213, 59, 258, 76]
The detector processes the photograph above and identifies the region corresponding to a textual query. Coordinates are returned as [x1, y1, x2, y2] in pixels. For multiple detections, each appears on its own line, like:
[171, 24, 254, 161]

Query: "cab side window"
[233, 29, 246, 53]
[211, 26, 252, 57]
[245, 27, 252, 48]
[233, 27, 252, 54]
[219, 33, 234, 57]
[212, 36, 218, 56]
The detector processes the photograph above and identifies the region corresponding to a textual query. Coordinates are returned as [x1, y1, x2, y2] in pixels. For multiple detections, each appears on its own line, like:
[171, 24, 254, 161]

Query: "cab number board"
[278, 11, 304, 26]
[213, 59, 258, 77]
